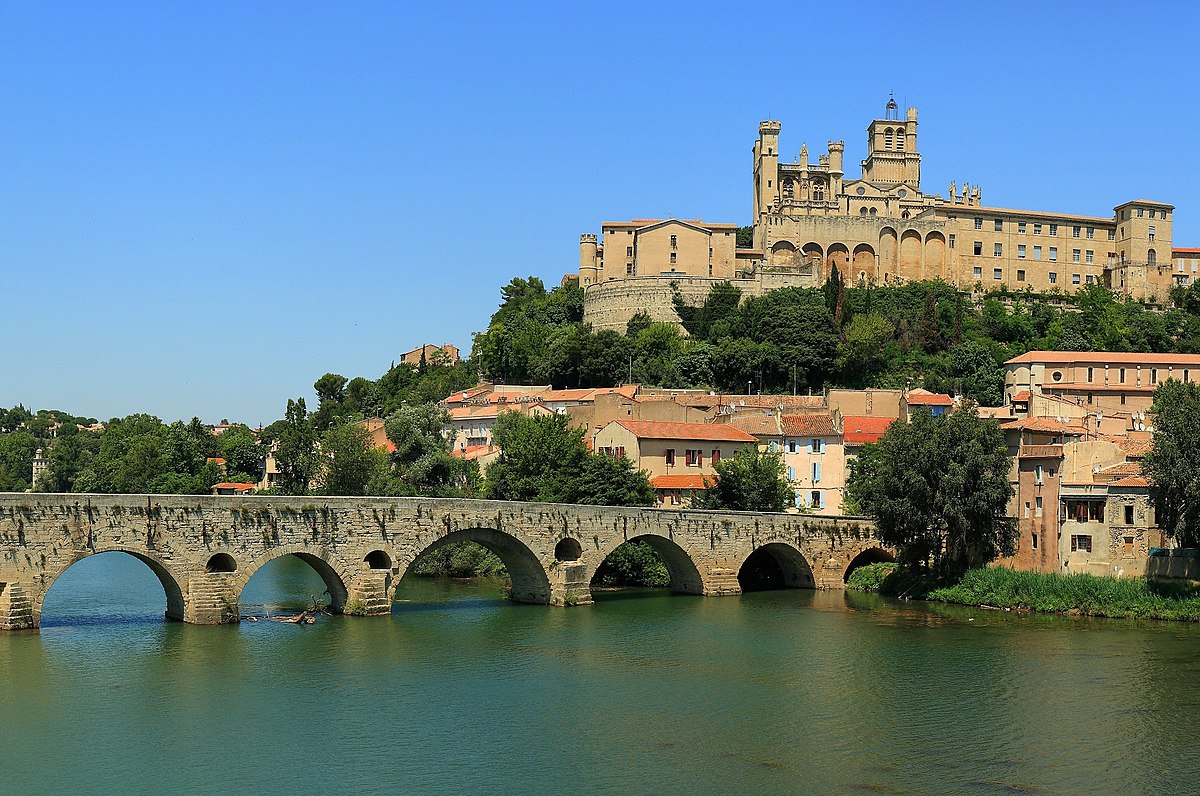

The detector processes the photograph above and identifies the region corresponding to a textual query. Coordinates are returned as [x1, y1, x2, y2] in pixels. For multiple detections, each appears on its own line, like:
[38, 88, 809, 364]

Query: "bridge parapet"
[0, 494, 888, 630]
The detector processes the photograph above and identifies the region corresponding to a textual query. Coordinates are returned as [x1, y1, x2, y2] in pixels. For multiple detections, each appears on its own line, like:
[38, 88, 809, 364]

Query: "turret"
[579, 233, 599, 286]
[827, 140, 844, 176]
[754, 120, 781, 224]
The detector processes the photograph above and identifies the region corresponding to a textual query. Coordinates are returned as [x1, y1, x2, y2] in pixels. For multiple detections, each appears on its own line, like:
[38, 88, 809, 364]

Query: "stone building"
[578, 97, 1178, 332]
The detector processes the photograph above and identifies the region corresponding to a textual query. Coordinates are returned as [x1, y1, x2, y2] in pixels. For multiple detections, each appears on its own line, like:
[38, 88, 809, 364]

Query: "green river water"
[2, 553, 1199, 796]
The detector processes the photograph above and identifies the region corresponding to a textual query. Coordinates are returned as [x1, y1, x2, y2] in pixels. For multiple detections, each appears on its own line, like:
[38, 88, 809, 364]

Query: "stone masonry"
[0, 494, 888, 630]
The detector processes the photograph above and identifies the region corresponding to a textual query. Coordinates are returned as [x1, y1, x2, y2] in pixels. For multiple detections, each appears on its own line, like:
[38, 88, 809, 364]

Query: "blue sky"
[2, 1, 1197, 424]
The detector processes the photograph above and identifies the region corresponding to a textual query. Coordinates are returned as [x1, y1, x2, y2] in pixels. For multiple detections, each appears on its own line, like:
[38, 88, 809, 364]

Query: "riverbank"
[847, 562, 1200, 622]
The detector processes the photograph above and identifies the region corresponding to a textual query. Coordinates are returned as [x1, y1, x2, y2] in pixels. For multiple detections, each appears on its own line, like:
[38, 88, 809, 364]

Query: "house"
[212, 482, 256, 496]
[400, 344, 461, 367]
[780, 413, 844, 514]
[900, 388, 954, 420]
[1004, 350, 1200, 416]
[592, 419, 757, 507]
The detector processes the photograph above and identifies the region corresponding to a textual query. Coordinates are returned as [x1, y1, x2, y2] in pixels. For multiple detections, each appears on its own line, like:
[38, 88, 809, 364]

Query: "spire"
[885, 92, 899, 120]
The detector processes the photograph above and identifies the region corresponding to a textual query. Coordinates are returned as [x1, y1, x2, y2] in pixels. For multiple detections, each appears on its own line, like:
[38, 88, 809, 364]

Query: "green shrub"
[592, 541, 670, 587]
[411, 541, 506, 578]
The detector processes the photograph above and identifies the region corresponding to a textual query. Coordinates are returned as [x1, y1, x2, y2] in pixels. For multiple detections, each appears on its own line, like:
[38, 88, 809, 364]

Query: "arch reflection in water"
[38, 551, 184, 628]
[738, 543, 815, 592]
[396, 528, 551, 605]
[238, 554, 341, 615]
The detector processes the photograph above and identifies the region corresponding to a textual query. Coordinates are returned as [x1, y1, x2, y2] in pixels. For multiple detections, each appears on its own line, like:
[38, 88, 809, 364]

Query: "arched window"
[869, 207, 878, 216]
[896, 128, 905, 151]
[859, 207, 868, 216]
[1148, 249, 1157, 266]
[783, 178, 793, 198]
[884, 128, 893, 150]
[813, 184, 824, 201]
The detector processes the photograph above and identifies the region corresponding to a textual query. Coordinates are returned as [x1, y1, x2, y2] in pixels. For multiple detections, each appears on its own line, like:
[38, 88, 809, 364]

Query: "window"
[1123, 535, 1135, 556]
[786, 465, 795, 481]
[948, 234, 955, 249]
[1151, 368, 1158, 384]
[670, 234, 678, 248]
[810, 490, 822, 509]
[626, 246, 633, 257]
[685, 449, 701, 466]
[1073, 273, 1081, 285]
[787, 439, 797, 454]
[670, 252, 677, 264]
[812, 462, 822, 482]
[1033, 245, 1042, 260]
[1018, 244, 1026, 259]
[1049, 223, 1059, 236]
[1108, 229, 1116, 241]
[1017, 269, 1026, 281]
[1072, 249, 1081, 263]
[626, 263, 634, 274]
[1036, 497, 1043, 517]
[973, 266, 982, 278]
[670, 490, 681, 506]
[994, 219, 1003, 232]
[1148, 249, 1157, 266]
[974, 217, 983, 230]
[1049, 272, 1057, 284]
[811, 437, 825, 454]
[1085, 250, 1094, 264]
[1033, 223, 1043, 235]
[1032, 533, 1038, 550]
[711, 449, 720, 464]
[1071, 534, 1093, 553]
[1137, 208, 1144, 217]
[1086, 227, 1094, 240]
[1119, 367, 1126, 383]
[1049, 246, 1058, 261]
[994, 268, 1003, 280]
[994, 243, 1003, 257]
[1024, 502, 1031, 518]
[973, 241, 983, 256]
[665, 448, 675, 466]
[1124, 504, 1135, 526]
[1072, 226, 1081, 238]
[1018, 221, 1027, 234]
[1086, 275, 1094, 285]
[1065, 500, 1105, 523]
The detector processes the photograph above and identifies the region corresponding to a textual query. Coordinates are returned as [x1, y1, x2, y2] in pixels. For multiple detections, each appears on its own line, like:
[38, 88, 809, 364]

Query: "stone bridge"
[0, 494, 891, 630]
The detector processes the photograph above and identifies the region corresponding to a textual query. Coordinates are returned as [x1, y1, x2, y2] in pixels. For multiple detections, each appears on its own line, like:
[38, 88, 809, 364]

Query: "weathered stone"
[0, 494, 888, 629]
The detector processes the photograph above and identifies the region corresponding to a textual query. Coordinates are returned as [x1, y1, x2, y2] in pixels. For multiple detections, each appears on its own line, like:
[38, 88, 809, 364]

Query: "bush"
[845, 561, 899, 591]
[410, 541, 506, 578]
[592, 541, 670, 587]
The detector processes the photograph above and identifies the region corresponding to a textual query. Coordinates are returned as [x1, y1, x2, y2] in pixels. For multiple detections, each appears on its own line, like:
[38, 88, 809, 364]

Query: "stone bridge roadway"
[0, 494, 892, 630]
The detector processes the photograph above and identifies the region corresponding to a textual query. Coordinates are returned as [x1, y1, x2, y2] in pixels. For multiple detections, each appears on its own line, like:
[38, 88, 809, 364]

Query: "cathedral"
[577, 98, 1176, 332]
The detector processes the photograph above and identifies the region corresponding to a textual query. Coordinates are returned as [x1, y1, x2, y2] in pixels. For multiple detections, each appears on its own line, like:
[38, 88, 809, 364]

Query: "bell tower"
[861, 94, 921, 188]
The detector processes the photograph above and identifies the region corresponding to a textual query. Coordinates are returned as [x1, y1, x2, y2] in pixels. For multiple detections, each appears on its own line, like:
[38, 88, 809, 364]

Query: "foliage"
[271, 398, 320, 495]
[318, 423, 382, 496]
[383, 403, 470, 496]
[0, 431, 38, 491]
[735, 225, 753, 248]
[695, 448, 791, 513]
[485, 412, 653, 506]
[592, 541, 671, 587]
[847, 406, 1015, 578]
[844, 561, 901, 592]
[410, 541, 506, 578]
[1143, 379, 1200, 548]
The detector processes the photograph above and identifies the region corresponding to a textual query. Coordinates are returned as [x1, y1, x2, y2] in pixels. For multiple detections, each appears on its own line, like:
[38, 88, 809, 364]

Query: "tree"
[384, 403, 467, 495]
[1143, 379, 1200, 548]
[695, 448, 791, 513]
[847, 406, 1015, 578]
[485, 412, 653, 506]
[319, 423, 381, 496]
[273, 398, 320, 495]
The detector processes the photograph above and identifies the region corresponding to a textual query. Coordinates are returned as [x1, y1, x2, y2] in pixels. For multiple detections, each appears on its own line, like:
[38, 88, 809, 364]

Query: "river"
[2, 552, 1198, 795]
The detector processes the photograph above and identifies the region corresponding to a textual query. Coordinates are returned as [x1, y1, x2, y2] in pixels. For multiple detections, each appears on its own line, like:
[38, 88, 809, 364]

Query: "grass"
[846, 561, 1200, 622]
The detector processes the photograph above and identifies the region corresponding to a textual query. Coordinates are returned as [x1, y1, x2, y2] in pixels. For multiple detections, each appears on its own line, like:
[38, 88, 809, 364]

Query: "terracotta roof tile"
[613, 419, 757, 442]
[1118, 439, 1152, 458]
[1110, 475, 1150, 487]
[1097, 462, 1142, 477]
[725, 414, 782, 436]
[650, 474, 710, 490]
[843, 416, 895, 444]
[999, 418, 1088, 434]
[213, 482, 256, 492]
[781, 413, 838, 437]
[1011, 391, 1031, 402]
[905, 388, 954, 406]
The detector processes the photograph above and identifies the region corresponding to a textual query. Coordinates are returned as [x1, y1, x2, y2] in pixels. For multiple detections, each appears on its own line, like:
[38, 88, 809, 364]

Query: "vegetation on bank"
[847, 562, 1200, 622]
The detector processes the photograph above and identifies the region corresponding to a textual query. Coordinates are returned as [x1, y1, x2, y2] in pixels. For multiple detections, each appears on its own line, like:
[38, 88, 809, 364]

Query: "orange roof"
[206, 457, 227, 466]
[1110, 476, 1150, 488]
[1118, 438, 1152, 458]
[213, 482, 256, 491]
[451, 443, 500, 461]
[1011, 391, 1031, 402]
[843, 416, 895, 444]
[612, 419, 757, 442]
[725, 414, 782, 437]
[905, 388, 954, 406]
[1006, 350, 1200, 366]
[999, 418, 1087, 434]
[781, 413, 838, 437]
[1097, 462, 1142, 477]
[443, 386, 492, 404]
[1174, 248, 1200, 255]
[650, 474, 710, 490]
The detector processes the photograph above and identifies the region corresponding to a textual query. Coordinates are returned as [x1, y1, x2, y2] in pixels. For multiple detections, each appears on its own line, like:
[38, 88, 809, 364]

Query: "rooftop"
[612, 419, 757, 443]
[649, 474, 710, 490]
[843, 415, 895, 445]
[781, 413, 839, 437]
[1006, 350, 1200, 366]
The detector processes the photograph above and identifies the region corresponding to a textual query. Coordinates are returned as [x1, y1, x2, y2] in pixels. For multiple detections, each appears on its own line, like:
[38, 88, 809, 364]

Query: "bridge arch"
[592, 533, 705, 595]
[397, 528, 551, 604]
[843, 546, 896, 583]
[738, 542, 815, 592]
[33, 548, 189, 627]
[235, 546, 352, 614]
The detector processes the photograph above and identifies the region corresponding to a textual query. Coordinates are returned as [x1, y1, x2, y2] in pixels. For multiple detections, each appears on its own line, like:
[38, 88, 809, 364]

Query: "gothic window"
[869, 207, 877, 216]
[896, 128, 905, 151]
[783, 178, 794, 198]
[813, 184, 824, 201]
[1148, 249, 1157, 266]
[860, 207, 868, 216]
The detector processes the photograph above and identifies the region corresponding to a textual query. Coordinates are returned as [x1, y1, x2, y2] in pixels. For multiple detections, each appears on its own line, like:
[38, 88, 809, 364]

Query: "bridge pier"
[185, 571, 239, 625]
[0, 581, 34, 630]
[345, 570, 393, 617]
[549, 560, 593, 606]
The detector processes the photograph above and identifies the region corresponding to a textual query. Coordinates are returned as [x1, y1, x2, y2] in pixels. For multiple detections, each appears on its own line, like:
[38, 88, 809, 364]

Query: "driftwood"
[266, 594, 326, 625]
